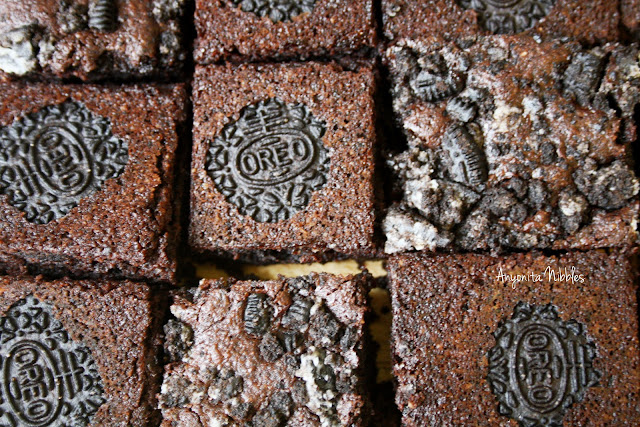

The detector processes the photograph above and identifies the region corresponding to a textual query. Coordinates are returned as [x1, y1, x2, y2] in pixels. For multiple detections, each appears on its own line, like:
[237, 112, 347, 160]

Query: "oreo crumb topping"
[164, 318, 194, 362]
[384, 38, 640, 253]
[161, 276, 365, 426]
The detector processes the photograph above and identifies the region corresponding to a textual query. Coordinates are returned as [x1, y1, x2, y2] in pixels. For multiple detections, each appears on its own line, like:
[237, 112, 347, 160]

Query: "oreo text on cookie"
[206, 98, 329, 223]
[487, 303, 600, 425]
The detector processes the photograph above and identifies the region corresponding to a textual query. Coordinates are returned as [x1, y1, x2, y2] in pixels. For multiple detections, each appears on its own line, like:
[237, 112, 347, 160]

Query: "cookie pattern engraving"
[441, 125, 487, 191]
[206, 98, 329, 223]
[0, 101, 128, 224]
[410, 53, 465, 102]
[88, 0, 118, 32]
[487, 303, 600, 426]
[230, 0, 316, 23]
[0, 295, 106, 426]
[458, 0, 556, 34]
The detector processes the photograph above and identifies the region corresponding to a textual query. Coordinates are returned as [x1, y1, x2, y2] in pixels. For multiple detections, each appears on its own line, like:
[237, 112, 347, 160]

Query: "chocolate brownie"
[194, 0, 376, 63]
[159, 273, 371, 426]
[190, 62, 378, 263]
[388, 250, 640, 425]
[622, 0, 640, 39]
[0, 275, 166, 426]
[381, 0, 620, 45]
[0, 83, 186, 283]
[0, 0, 185, 81]
[383, 37, 639, 253]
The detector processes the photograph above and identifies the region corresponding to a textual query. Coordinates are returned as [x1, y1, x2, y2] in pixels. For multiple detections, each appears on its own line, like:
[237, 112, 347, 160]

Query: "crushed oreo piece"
[410, 53, 466, 102]
[573, 160, 639, 209]
[563, 50, 606, 105]
[164, 318, 194, 362]
[244, 293, 272, 336]
[281, 297, 313, 327]
[260, 332, 285, 362]
[309, 305, 342, 344]
[440, 125, 488, 191]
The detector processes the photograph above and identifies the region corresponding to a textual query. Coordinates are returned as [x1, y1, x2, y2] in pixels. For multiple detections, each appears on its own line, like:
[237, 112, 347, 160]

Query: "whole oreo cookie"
[206, 98, 329, 223]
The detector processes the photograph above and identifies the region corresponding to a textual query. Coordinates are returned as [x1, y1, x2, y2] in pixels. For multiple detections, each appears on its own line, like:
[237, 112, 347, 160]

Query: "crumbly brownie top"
[160, 274, 370, 426]
[383, 37, 639, 253]
[388, 250, 640, 425]
[0, 0, 185, 80]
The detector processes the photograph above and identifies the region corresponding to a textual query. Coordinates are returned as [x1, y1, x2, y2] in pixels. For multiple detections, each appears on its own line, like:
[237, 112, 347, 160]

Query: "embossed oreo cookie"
[487, 302, 600, 425]
[457, 0, 556, 33]
[88, 0, 119, 32]
[388, 251, 640, 425]
[206, 98, 329, 223]
[0, 101, 128, 224]
[230, 0, 316, 22]
[0, 295, 105, 426]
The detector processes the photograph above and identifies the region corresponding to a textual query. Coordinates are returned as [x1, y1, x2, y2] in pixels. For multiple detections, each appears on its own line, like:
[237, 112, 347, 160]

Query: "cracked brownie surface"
[160, 273, 371, 426]
[0, 0, 186, 81]
[383, 36, 639, 254]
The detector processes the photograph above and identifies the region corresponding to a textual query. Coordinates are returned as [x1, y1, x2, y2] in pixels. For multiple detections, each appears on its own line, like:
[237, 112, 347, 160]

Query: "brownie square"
[383, 36, 639, 254]
[381, 0, 620, 45]
[0, 0, 185, 81]
[622, 0, 640, 38]
[190, 62, 378, 262]
[159, 273, 371, 425]
[388, 251, 640, 425]
[0, 83, 186, 283]
[0, 275, 165, 426]
[194, 0, 376, 63]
